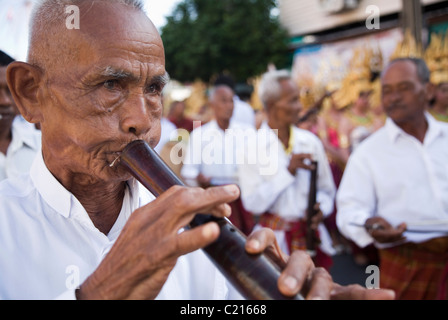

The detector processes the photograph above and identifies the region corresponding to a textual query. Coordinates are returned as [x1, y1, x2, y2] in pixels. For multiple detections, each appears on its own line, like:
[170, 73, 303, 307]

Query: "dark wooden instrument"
[118, 139, 303, 300]
[305, 160, 319, 257]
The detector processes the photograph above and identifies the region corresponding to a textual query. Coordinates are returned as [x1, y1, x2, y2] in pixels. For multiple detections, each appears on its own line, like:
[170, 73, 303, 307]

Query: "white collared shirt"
[336, 113, 448, 248]
[181, 120, 253, 186]
[0, 116, 41, 181]
[0, 152, 239, 300]
[238, 122, 336, 255]
[154, 117, 177, 153]
[231, 96, 255, 128]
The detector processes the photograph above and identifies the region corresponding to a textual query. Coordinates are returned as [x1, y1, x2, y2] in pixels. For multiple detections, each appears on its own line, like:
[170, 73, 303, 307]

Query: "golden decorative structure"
[184, 80, 208, 116]
[389, 29, 424, 60]
[331, 45, 378, 109]
[425, 31, 448, 85]
[249, 76, 264, 111]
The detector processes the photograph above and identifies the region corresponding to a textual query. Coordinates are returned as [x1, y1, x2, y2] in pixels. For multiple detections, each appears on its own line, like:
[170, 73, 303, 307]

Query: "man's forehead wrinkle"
[77, 2, 158, 41]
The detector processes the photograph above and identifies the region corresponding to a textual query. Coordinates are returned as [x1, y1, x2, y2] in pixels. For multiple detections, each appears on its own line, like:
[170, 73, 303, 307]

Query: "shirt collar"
[208, 119, 237, 132]
[30, 152, 72, 218]
[11, 116, 41, 152]
[30, 152, 141, 221]
[424, 111, 446, 145]
[385, 111, 445, 144]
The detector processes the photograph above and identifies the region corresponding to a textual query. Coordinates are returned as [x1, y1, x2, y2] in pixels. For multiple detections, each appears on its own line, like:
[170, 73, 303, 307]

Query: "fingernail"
[202, 223, 218, 238]
[284, 276, 298, 291]
[385, 289, 396, 299]
[248, 239, 260, 251]
[224, 184, 239, 195]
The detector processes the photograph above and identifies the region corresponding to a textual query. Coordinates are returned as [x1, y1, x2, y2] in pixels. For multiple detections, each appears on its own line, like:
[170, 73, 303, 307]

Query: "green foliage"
[160, 0, 290, 83]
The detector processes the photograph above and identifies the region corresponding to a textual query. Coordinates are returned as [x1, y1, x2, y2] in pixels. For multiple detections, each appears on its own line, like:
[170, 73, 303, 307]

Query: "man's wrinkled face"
[38, 2, 168, 183]
[271, 79, 301, 127]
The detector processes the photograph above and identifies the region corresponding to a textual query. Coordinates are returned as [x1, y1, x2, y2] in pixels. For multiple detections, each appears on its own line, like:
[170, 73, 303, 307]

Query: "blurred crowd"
[1, 21, 448, 299]
[150, 30, 448, 300]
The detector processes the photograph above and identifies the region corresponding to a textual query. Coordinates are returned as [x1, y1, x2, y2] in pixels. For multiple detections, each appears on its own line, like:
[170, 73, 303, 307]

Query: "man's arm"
[336, 153, 377, 248]
[314, 138, 336, 217]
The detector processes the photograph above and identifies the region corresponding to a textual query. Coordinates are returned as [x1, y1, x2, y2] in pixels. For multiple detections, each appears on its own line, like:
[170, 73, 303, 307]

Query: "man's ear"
[6, 61, 44, 124]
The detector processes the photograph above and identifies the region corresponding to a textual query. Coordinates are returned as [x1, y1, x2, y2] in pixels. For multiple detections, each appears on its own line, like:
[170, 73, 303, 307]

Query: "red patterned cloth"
[438, 263, 448, 300]
[379, 237, 448, 300]
[227, 197, 255, 236]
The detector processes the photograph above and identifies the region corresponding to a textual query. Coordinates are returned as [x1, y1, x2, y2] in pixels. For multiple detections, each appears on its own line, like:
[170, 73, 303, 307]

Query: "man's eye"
[103, 79, 120, 90]
[145, 83, 161, 95]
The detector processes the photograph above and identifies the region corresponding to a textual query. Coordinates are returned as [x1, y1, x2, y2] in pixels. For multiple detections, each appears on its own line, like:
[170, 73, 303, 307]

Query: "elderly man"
[181, 84, 255, 235]
[336, 58, 448, 300]
[0, 51, 41, 181]
[1, 0, 394, 300]
[238, 70, 337, 271]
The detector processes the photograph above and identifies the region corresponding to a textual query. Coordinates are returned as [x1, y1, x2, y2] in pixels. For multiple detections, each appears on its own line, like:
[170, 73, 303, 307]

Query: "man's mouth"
[108, 138, 154, 168]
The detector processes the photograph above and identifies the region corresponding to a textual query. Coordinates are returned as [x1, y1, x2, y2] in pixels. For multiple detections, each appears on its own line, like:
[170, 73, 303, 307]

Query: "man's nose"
[120, 94, 152, 136]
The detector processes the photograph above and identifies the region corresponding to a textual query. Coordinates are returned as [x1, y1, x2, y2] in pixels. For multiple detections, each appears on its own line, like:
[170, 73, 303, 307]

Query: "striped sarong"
[379, 237, 448, 300]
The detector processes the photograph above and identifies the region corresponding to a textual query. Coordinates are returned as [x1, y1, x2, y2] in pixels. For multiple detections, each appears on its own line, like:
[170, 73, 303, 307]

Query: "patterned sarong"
[438, 263, 448, 300]
[379, 237, 448, 300]
[227, 197, 256, 236]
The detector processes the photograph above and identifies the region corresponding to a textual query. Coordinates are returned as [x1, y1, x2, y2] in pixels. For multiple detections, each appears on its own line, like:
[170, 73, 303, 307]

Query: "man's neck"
[396, 114, 428, 144]
[0, 126, 12, 155]
[268, 119, 290, 148]
[74, 181, 126, 235]
[216, 118, 230, 131]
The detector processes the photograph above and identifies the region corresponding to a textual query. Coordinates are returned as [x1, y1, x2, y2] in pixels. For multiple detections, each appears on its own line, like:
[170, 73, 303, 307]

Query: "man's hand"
[287, 153, 315, 175]
[309, 203, 324, 230]
[76, 184, 240, 300]
[245, 228, 396, 300]
[364, 217, 407, 244]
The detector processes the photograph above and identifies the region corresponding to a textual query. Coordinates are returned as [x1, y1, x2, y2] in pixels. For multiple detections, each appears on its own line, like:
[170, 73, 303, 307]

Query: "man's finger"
[175, 222, 221, 256]
[304, 267, 333, 300]
[245, 227, 277, 254]
[277, 250, 315, 297]
[161, 185, 239, 222]
[331, 284, 396, 300]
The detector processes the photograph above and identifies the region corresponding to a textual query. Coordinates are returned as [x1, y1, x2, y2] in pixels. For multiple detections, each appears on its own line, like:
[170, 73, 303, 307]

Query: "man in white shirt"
[181, 85, 255, 235]
[238, 70, 337, 271]
[336, 58, 448, 300]
[154, 117, 177, 154]
[213, 74, 256, 127]
[0, 0, 395, 301]
[0, 51, 41, 181]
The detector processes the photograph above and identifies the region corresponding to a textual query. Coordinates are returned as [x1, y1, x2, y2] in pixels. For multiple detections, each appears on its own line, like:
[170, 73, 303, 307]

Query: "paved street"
[329, 253, 368, 286]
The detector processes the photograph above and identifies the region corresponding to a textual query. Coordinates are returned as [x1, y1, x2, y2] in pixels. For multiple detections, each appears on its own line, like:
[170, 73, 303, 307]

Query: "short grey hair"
[383, 57, 431, 84]
[28, 0, 146, 66]
[258, 69, 292, 109]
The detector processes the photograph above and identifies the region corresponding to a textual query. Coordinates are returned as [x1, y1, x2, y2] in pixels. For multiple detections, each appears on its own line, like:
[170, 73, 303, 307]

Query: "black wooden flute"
[118, 139, 303, 300]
